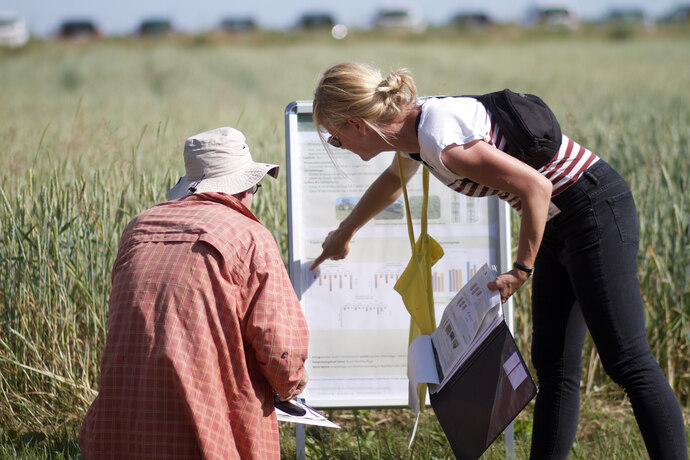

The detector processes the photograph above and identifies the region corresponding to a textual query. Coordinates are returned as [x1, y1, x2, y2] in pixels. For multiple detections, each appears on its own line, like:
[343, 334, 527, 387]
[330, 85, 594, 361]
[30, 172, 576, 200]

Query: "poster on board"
[285, 100, 512, 408]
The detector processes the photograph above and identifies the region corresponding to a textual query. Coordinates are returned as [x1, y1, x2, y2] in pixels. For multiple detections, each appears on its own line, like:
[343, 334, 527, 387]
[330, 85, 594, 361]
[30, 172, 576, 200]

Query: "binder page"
[407, 334, 441, 413]
[430, 264, 502, 385]
[408, 335, 441, 386]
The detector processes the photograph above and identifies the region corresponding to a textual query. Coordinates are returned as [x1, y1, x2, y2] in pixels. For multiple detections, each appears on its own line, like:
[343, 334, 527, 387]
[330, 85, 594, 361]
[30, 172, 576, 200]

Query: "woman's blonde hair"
[313, 62, 418, 142]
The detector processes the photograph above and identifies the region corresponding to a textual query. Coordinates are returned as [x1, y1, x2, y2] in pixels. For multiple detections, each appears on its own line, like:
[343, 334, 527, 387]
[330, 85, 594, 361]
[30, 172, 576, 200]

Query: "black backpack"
[412, 89, 562, 171]
[470, 89, 562, 170]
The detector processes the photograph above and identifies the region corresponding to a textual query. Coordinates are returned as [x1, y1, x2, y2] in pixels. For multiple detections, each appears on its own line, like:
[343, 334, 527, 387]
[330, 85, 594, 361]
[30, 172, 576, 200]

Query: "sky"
[2, 0, 684, 37]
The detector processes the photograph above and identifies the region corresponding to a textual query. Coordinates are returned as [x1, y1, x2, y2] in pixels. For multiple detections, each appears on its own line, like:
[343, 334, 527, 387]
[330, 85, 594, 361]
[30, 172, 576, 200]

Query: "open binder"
[429, 319, 536, 459]
[407, 264, 537, 459]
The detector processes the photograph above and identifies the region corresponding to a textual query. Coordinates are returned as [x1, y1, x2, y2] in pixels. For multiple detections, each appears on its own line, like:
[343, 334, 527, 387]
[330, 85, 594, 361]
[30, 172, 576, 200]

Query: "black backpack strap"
[407, 152, 434, 171]
[410, 110, 434, 170]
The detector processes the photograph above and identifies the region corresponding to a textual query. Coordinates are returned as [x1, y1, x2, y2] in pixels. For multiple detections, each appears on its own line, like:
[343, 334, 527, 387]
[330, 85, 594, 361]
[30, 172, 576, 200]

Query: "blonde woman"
[309, 62, 686, 460]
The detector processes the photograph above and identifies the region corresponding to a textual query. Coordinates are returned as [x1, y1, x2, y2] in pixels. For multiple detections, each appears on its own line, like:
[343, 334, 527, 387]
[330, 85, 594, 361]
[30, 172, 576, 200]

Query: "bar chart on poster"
[285, 101, 512, 408]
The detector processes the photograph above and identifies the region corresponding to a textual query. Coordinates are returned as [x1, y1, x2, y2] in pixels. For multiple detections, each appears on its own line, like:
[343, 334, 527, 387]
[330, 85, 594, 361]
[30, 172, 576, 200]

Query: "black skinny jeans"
[529, 160, 687, 459]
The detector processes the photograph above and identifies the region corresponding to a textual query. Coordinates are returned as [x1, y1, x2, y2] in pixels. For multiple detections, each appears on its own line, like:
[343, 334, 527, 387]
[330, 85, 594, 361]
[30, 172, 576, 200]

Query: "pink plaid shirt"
[80, 192, 309, 459]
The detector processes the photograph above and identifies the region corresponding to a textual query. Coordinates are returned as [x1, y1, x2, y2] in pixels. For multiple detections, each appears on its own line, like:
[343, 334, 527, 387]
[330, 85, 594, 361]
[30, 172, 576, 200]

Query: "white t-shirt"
[407, 96, 599, 218]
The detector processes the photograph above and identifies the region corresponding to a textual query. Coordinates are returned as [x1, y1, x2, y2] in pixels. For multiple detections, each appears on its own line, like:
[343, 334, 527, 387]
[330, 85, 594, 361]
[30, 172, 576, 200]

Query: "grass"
[0, 27, 689, 458]
[0, 394, 685, 459]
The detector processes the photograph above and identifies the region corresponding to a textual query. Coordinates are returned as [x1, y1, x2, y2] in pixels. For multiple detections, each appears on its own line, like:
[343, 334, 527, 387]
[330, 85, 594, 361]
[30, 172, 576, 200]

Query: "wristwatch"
[513, 262, 534, 276]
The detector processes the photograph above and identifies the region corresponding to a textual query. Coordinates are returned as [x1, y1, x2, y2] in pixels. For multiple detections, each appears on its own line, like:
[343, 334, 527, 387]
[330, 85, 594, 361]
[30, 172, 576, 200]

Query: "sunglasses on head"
[250, 183, 262, 194]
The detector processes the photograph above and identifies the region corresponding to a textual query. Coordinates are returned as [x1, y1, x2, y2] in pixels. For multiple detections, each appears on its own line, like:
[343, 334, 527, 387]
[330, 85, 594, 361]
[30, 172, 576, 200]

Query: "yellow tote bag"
[393, 153, 444, 410]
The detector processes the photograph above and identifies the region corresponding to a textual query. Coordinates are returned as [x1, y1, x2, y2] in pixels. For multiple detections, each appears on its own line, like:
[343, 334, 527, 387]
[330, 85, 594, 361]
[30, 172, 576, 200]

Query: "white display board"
[285, 100, 513, 408]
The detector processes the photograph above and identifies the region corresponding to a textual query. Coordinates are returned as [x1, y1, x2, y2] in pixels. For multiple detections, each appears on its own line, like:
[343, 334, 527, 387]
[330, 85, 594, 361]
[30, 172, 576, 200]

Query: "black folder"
[429, 320, 537, 460]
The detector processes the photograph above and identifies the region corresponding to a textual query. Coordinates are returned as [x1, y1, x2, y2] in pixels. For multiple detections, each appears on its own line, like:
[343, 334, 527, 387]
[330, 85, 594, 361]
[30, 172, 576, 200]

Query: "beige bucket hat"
[166, 127, 279, 200]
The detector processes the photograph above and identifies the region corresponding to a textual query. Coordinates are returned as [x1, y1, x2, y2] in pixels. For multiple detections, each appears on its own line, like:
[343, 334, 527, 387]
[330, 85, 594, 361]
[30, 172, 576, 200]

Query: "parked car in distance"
[450, 12, 493, 29]
[660, 5, 690, 24]
[525, 5, 579, 29]
[0, 11, 29, 47]
[295, 12, 335, 30]
[138, 18, 173, 36]
[372, 6, 425, 32]
[601, 8, 655, 30]
[58, 20, 101, 39]
[219, 17, 258, 32]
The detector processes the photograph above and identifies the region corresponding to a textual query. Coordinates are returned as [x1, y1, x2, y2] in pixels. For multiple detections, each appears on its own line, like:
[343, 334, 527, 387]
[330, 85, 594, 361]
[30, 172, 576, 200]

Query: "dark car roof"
[297, 13, 335, 29]
[138, 19, 172, 36]
[58, 20, 100, 38]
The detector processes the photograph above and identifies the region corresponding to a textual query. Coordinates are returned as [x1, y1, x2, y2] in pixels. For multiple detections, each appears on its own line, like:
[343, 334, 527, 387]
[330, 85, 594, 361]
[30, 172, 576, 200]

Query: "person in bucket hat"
[166, 126, 279, 200]
[80, 127, 309, 460]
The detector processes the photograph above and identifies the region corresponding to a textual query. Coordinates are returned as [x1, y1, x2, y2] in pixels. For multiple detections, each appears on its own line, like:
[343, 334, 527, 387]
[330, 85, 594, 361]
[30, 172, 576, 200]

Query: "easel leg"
[505, 422, 515, 460]
[296, 423, 306, 460]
